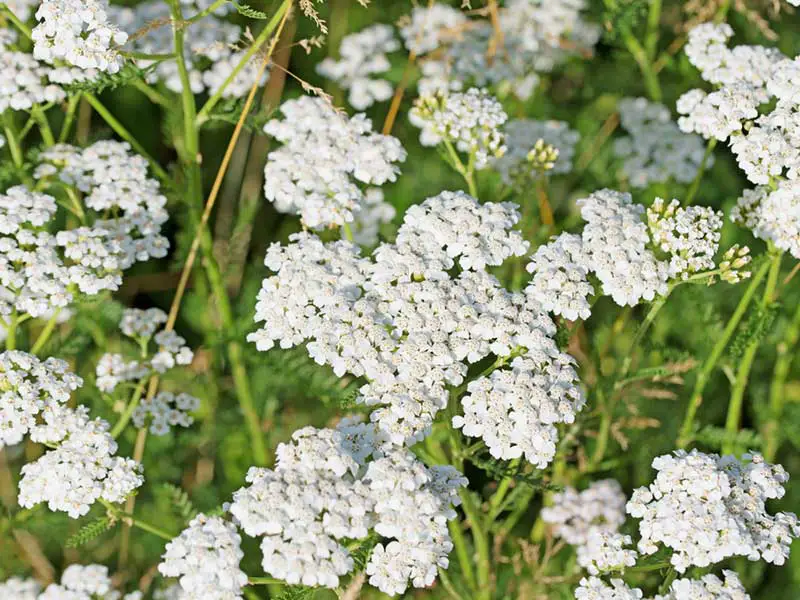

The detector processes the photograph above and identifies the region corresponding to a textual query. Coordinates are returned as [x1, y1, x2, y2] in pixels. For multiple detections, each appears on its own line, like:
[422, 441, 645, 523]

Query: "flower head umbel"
[229, 419, 467, 595]
[494, 119, 579, 185]
[262, 96, 406, 230]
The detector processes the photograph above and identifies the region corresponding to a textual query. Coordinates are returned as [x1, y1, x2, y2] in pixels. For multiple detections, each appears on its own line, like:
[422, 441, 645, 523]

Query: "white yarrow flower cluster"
[159, 514, 248, 600]
[575, 576, 644, 600]
[96, 308, 194, 393]
[229, 420, 467, 595]
[262, 96, 406, 229]
[614, 97, 710, 188]
[627, 450, 800, 573]
[0, 577, 40, 600]
[410, 87, 508, 168]
[16, 396, 143, 517]
[653, 570, 749, 600]
[347, 188, 396, 246]
[317, 24, 399, 110]
[399, 4, 467, 55]
[732, 180, 800, 259]
[132, 391, 199, 436]
[32, 0, 128, 73]
[250, 191, 582, 452]
[0, 35, 68, 112]
[495, 119, 579, 182]
[0, 351, 82, 448]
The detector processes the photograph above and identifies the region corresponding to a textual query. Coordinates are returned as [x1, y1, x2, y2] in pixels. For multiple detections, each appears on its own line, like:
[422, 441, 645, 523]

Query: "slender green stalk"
[58, 95, 82, 143]
[100, 499, 173, 540]
[763, 301, 800, 460]
[0, 3, 32, 39]
[459, 489, 491, 600]
[131, 79, 170, 107]
[677, 258, 771, 448]
[32, 107, 55, 147]
[723, 252, 782, 454]
[685, 138, 717, 205]
[448, 519, 477, 591]
[84, 93, 170, 182]
[195, 1, 291, 125]
[247, 577, 282, 585]
[110, 379, 148, 438]
[184, 0, 227, 24]
[3, 114, 24, 170]
[617, 292, 670, 382]
[5, 310, 17, 351]
[621, 30, 662, 101]
[644, 0, 662, 61]
[30, 309, 62, 355]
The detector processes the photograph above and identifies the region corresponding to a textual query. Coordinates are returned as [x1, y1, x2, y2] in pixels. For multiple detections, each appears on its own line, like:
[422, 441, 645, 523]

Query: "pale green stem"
[677, 258, 771, 448]
[110, 379, 149, 439]
[58, 95, 82, 143]
[32, 107, 55, 147]
[5, 310, 18, 350]
[621, 29, 662, 101]
[195, 2, 291, 125]
[685, 138, 717, 205]
[99, 499, 173, 540]
[30, 309, 62, 355]
[723, 252, 782, 454]
[84, 93, 170, 182]
[645, 0, 662, 61]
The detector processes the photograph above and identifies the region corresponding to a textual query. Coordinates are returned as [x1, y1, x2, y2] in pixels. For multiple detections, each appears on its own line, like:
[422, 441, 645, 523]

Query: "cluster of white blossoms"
[677, 24, 800, 187]
[614, 97, 710, 188]
[576, 570, 750, 600]
[542, 480, 636, 574]
[32, 0, 128, 73]
[399, 3, 466, 55]
[159, 514, 247, 600]
[132, 391, 199, 436]
[317, 24, 399, 110]
[347, 188, 396, 246]
[250, 190, 583, 464]
[1, 565, 143, 600]
[112, 1, 265, 97]
[415, 0, 599, 101]
[410, 88, 508, 169]
[526, 189, 745, 320]
[0, 351, 82, 448]
[262, 96, 406, 229]
[0, 32, 69, 112]
[626, 450, 799, 573]
[0, 350, 143, 517]
[494, 119, 580, 183]
[228, 419, 466, 595]
[731, 182, 800, 259]
[33, 141, 170, 292]
[96, 308, 193, 393]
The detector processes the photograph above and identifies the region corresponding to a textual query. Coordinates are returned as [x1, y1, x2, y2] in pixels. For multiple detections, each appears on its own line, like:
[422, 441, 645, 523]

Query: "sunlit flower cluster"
[495, 119, 579, 183]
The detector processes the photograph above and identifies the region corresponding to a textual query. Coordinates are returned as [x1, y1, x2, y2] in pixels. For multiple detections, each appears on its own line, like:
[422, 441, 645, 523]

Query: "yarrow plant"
[1, 1, 800, 600]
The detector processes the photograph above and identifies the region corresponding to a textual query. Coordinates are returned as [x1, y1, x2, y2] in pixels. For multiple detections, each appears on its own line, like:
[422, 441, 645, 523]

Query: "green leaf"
[65, 517, 114, 548]
[233, 2, 268, 19]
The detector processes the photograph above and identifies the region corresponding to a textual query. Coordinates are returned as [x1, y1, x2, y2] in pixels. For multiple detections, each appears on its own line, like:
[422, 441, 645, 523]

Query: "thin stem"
[101, 499, 172, 541]
[723, 251, 782, 454]
[247, 577, 282, 585]
[677, 258, 771, 448]
[0, 3, 32, 39]
[535, 174, 554, 228]
[130, 79, 170, 107]
[110, 379, 148, 438]
[621, 29, 662, 102]
[58, 95, 82, 143]
[30, 309, 62, 355]
[84, 93, 170, 182]
[618, 292, 669, 381]
[763, 300, 800, 461]
[184, 0, 227, 23]
[195, 1, 291, 125]
[118, 428, 148, 566]
[3, 115, 24, 170]
[5, 310, 18, 351]
[459, 489, 491, 600]
[684, 138, 717, 205]
[32, 107, 55, 147]
[644, 0, 662, 62]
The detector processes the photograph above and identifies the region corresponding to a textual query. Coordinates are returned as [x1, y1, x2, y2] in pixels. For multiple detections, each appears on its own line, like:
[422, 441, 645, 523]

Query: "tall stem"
[30, 309, 62, 355]
[723, 252, 782, 454]
[677, 258, 771, 448]
[118, 427, 149, 567]
[763, 299, 800, 461]
[684, 138, 717, 205]
[621, 30, 662, 102]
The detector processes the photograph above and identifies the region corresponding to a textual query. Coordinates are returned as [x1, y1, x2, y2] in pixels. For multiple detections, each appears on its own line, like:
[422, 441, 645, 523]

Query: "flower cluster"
[732, 183, 800, 259]
[526, 190, 744, 320]
[132, 391, 199, 436]
[262, 96, 406, 229]
[399, 4, 466, 55]
[542, 480, 636, 574]
[576, 570, 750, 600]
[229, 419, 467, 595]
[32, 0, 128, 73]
[1, 565, 143, 600]
[410, 88, 508, 169]
[113, 1, 265, 97]
[416, 0, 599, 101]
[348, 187, 396, 246]
[250, 190, 583, 464]
[0, 33, 68, 112]
[96, 308, 193, 393]
[317, 24, 399, 110]
[494, 119, 579, 183]
[626, 450, 799, 573]
[614, 97, 710, 188]
[0, 351, 82, 448]
[159, 514, 248, 600]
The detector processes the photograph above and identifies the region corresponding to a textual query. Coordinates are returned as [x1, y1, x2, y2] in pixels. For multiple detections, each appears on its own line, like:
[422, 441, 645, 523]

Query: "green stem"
[617, 292, 670, 382]
[0, 3, 32, 39]
[247, 577, 282, 585]
[685, 138, 717, 205]
[763, 300, 800, 461]
[5, 310, 18, 350]
[195, 1, 291, 125]
[3, 115, 24, 170]
[644, 0, 662, 61]
[448, 519, 477, 591]
[110, 379, 149, 438]
[131, 79, 170, 107]
[621, 29, 662, 102]
[723, 252, 782, 454]
[30, 309, 62, 355]
[84, 93, 170, 182]
[59, 95, 82, 143]
[184, 0, 227, 23]
[677, 257, 771, 448]
[459, 489, 491, 600]
[32, 107, 55, 147]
